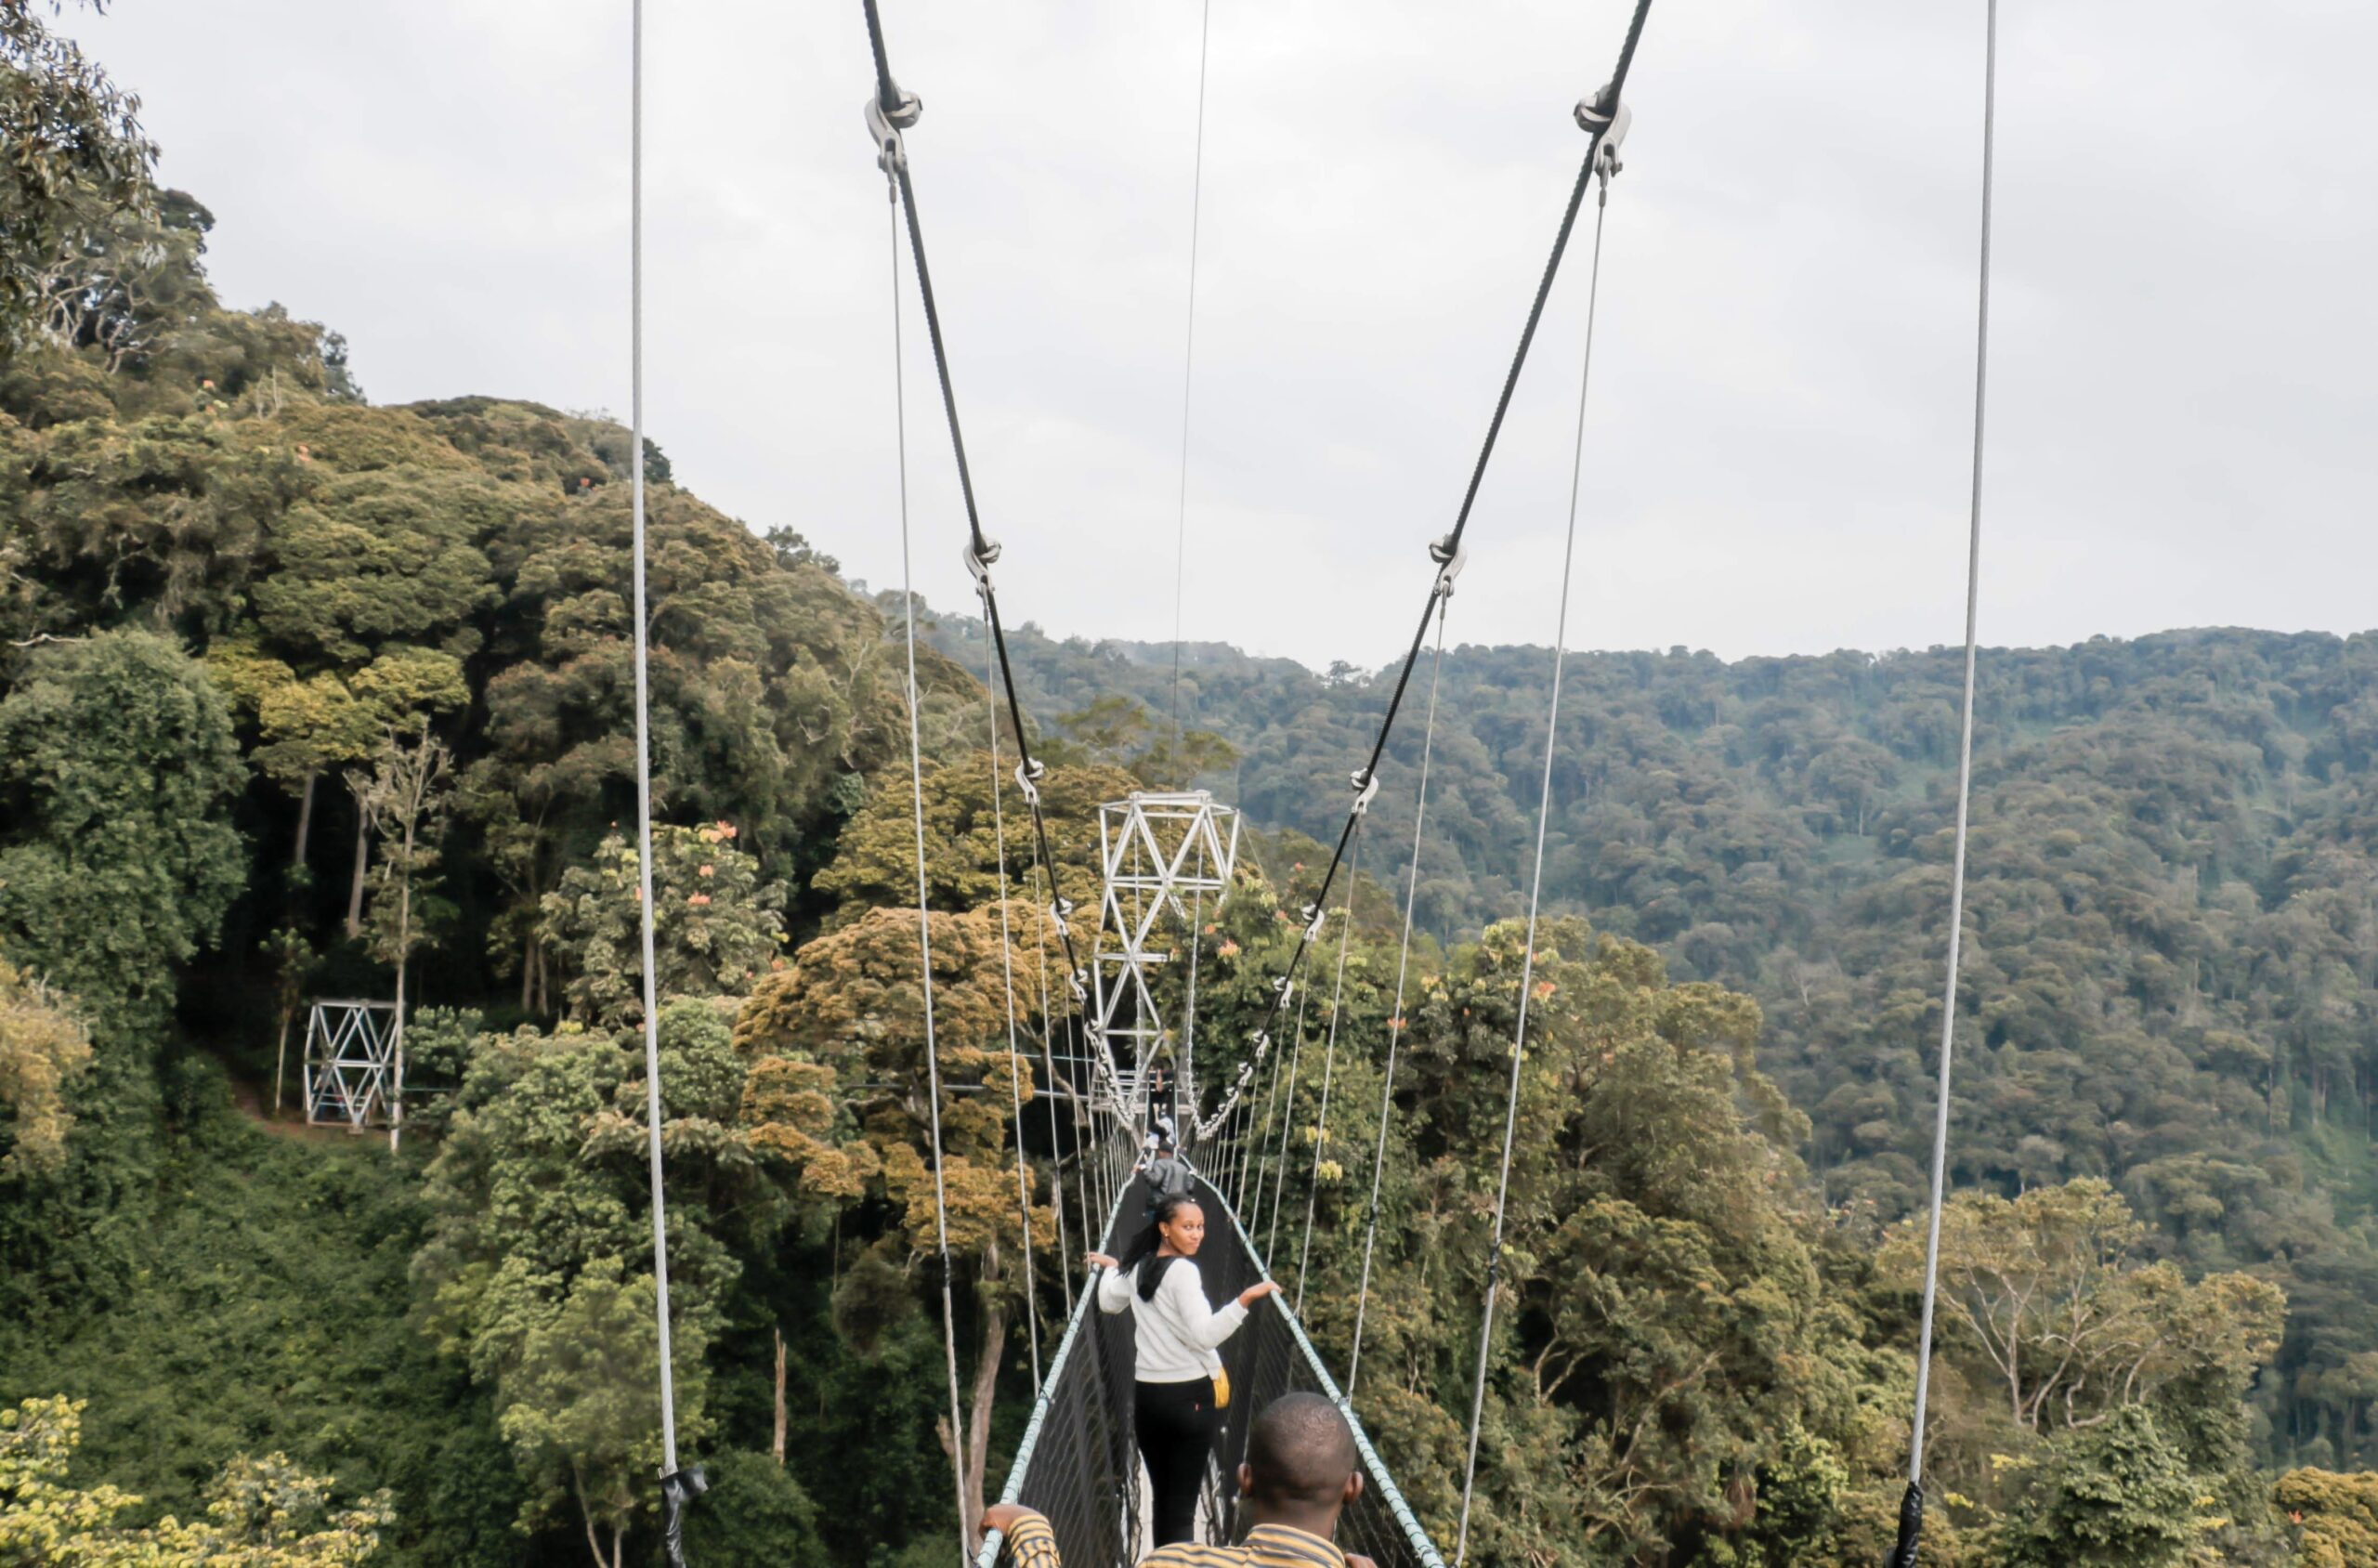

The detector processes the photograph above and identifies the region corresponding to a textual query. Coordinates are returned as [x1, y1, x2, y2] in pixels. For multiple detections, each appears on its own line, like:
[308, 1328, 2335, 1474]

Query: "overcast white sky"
[66, 0, 2378, 670]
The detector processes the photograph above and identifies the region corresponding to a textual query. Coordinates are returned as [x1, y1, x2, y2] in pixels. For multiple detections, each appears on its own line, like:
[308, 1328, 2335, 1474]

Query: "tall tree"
[0, 0, 154, 347]
[351, 719, 453, 1151]
[736, 902, 1053, 1542]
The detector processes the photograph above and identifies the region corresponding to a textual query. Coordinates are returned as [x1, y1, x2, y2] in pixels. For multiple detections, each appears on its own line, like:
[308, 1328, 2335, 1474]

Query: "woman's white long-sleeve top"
[1097, 1256, 1248, 1384]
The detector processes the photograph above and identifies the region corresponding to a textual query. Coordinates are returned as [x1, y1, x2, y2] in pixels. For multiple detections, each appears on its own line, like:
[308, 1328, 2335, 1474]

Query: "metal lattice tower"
[301, 1000, 399, 1130]
[1088, 791, 1238, 1126]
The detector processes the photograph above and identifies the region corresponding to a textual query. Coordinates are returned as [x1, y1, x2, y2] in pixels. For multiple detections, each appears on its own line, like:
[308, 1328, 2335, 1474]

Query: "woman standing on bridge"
[1089, 1194, 1280, 1547]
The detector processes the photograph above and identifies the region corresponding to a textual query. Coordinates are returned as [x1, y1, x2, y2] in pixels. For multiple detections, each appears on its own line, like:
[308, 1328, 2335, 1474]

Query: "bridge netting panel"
[976, 1171, 1444, 1568]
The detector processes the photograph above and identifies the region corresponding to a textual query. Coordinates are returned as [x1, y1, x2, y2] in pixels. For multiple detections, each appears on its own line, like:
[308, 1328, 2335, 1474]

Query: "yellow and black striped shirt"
[1003, 1511, 1345, 1568]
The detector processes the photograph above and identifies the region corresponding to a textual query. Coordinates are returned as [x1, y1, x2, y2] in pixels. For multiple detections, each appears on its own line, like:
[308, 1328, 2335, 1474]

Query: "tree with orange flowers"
[736, 901, 1053, 1545]
[539, 821, 786, 1030]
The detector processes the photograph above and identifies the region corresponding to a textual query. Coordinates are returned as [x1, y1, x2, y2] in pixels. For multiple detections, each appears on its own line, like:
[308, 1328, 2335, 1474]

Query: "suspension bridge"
[615, 0, 2005, 1562]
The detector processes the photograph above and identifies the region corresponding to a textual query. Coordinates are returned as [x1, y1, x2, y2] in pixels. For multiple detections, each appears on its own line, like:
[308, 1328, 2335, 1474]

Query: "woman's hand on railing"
[1085, 1251, 1119, 1271]
[1237, 1279, 1282, 1309]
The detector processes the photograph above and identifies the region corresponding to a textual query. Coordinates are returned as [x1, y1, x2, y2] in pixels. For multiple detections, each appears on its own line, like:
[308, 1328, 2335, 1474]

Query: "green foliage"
[0, 630, 245, 1035]
[675, 1450, 827, 1568]
[1992, 1405, 2209, 1568]
[2277, 1468, 2378, 1566]
[0, 1078, 524, 1566]
[737, 901, 1056, 1536]
[497, 1258, 705, 1565]
[0, 1393, 393, 1566]
[807, 751, 1128, 927]
[416, 1005, 753, 1557]
[1730, 1421, 1849, 1565]
[250, 470, 498, 663]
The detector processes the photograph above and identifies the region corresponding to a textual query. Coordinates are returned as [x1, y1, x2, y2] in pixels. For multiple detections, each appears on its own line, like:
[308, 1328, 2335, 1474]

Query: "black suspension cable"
[858, 0, 1101, 1101]
[1193, 0, 1656, 1142]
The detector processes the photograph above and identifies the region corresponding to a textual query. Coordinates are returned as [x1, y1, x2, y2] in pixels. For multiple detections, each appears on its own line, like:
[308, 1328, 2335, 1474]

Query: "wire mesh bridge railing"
[976, 1169, 1444, 1568]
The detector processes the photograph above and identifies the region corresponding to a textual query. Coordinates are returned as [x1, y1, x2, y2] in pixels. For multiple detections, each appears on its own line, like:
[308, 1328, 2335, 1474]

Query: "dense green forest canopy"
[932, 612, 2378, 1474]
[4, 13, 2378, 1566]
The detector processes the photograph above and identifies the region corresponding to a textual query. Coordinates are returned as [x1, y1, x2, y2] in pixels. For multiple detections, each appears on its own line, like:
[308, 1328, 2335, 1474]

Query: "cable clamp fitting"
[1014, 757, 1044, 807]
[1885, 1480, 1925, 1568]
[1574, 82, 1632, 179]
[1049, 895, 1076, 937]
[660, 1467, 709, 1568]
[1429, 533, 1469, 598]
[863, 82, 922, 178]
[1302, 902, 1326, 943]
[962, 537, 1001, 600]
[1350, 768, 1381, 817]
[1067, 968, 1089, 1004]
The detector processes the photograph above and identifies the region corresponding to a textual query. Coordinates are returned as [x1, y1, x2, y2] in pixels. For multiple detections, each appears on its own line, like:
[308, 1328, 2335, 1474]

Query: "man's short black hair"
[1245, 1393, 1358, 1506]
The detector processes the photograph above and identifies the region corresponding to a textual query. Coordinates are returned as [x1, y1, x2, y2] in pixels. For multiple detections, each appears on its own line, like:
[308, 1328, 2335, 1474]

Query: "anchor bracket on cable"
[963, 536, 1001, 599]
[1429, 533, 1469, 598]
[864, 81, 922, 177]
[1574, 80, 1632, 179]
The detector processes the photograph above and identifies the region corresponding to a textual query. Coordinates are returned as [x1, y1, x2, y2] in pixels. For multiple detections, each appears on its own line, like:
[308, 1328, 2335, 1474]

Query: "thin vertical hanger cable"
[1026, 854, 1094, 1264]
[1347, 595, 1449, 1397]
[1261, 982, 1312, 1269]
[626, 0, 689, 1536]
[1455, 162, 1614, 1568]
[1296, 829, 1362, 1313]
[886, 175, 975, 1557]
[1892, 1, 1996, 1561]
[984, 634, 1045, 1384]
[1169, 0, 1212, 752]
[1180, 873, 1208, 1143]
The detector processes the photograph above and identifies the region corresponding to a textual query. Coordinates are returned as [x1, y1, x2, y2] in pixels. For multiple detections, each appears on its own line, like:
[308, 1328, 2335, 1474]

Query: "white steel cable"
[1296, 832, 1362, 1314]
[887, 178, 974, 1553]
[1904, 0, 1997, 1510]
[984, 635, 1045, 1384]
[1455, 171, 1613, 1568]
[1347, 599, 1449, 1397]
[627, 0, 682, 1482]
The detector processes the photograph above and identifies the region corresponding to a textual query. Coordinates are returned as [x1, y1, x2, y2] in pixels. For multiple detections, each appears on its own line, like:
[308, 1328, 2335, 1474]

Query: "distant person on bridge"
[985, 1392, 1375, 1568]
[1142, 1127, 1193, 1205]
[1117, 1129, 1196, 1272]
[1084, 1194, 1280, 1548]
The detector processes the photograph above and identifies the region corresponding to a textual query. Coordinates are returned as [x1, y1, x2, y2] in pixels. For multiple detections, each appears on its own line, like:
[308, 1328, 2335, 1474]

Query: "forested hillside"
[928, 611, 2378, 1473]
[6, 7, 2378, 1565]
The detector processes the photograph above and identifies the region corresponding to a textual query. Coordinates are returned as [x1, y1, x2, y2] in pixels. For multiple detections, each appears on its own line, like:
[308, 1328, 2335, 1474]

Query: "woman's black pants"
[1135, 1377, 1215, 1548]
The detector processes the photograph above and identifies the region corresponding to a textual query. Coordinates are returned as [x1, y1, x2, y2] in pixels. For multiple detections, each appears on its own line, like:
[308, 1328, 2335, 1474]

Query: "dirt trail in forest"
[222, 1065, 359, 1143]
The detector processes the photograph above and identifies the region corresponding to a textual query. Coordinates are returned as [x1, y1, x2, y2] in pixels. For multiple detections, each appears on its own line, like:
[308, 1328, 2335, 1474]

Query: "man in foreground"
[983, 1392, 1377, 1568]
